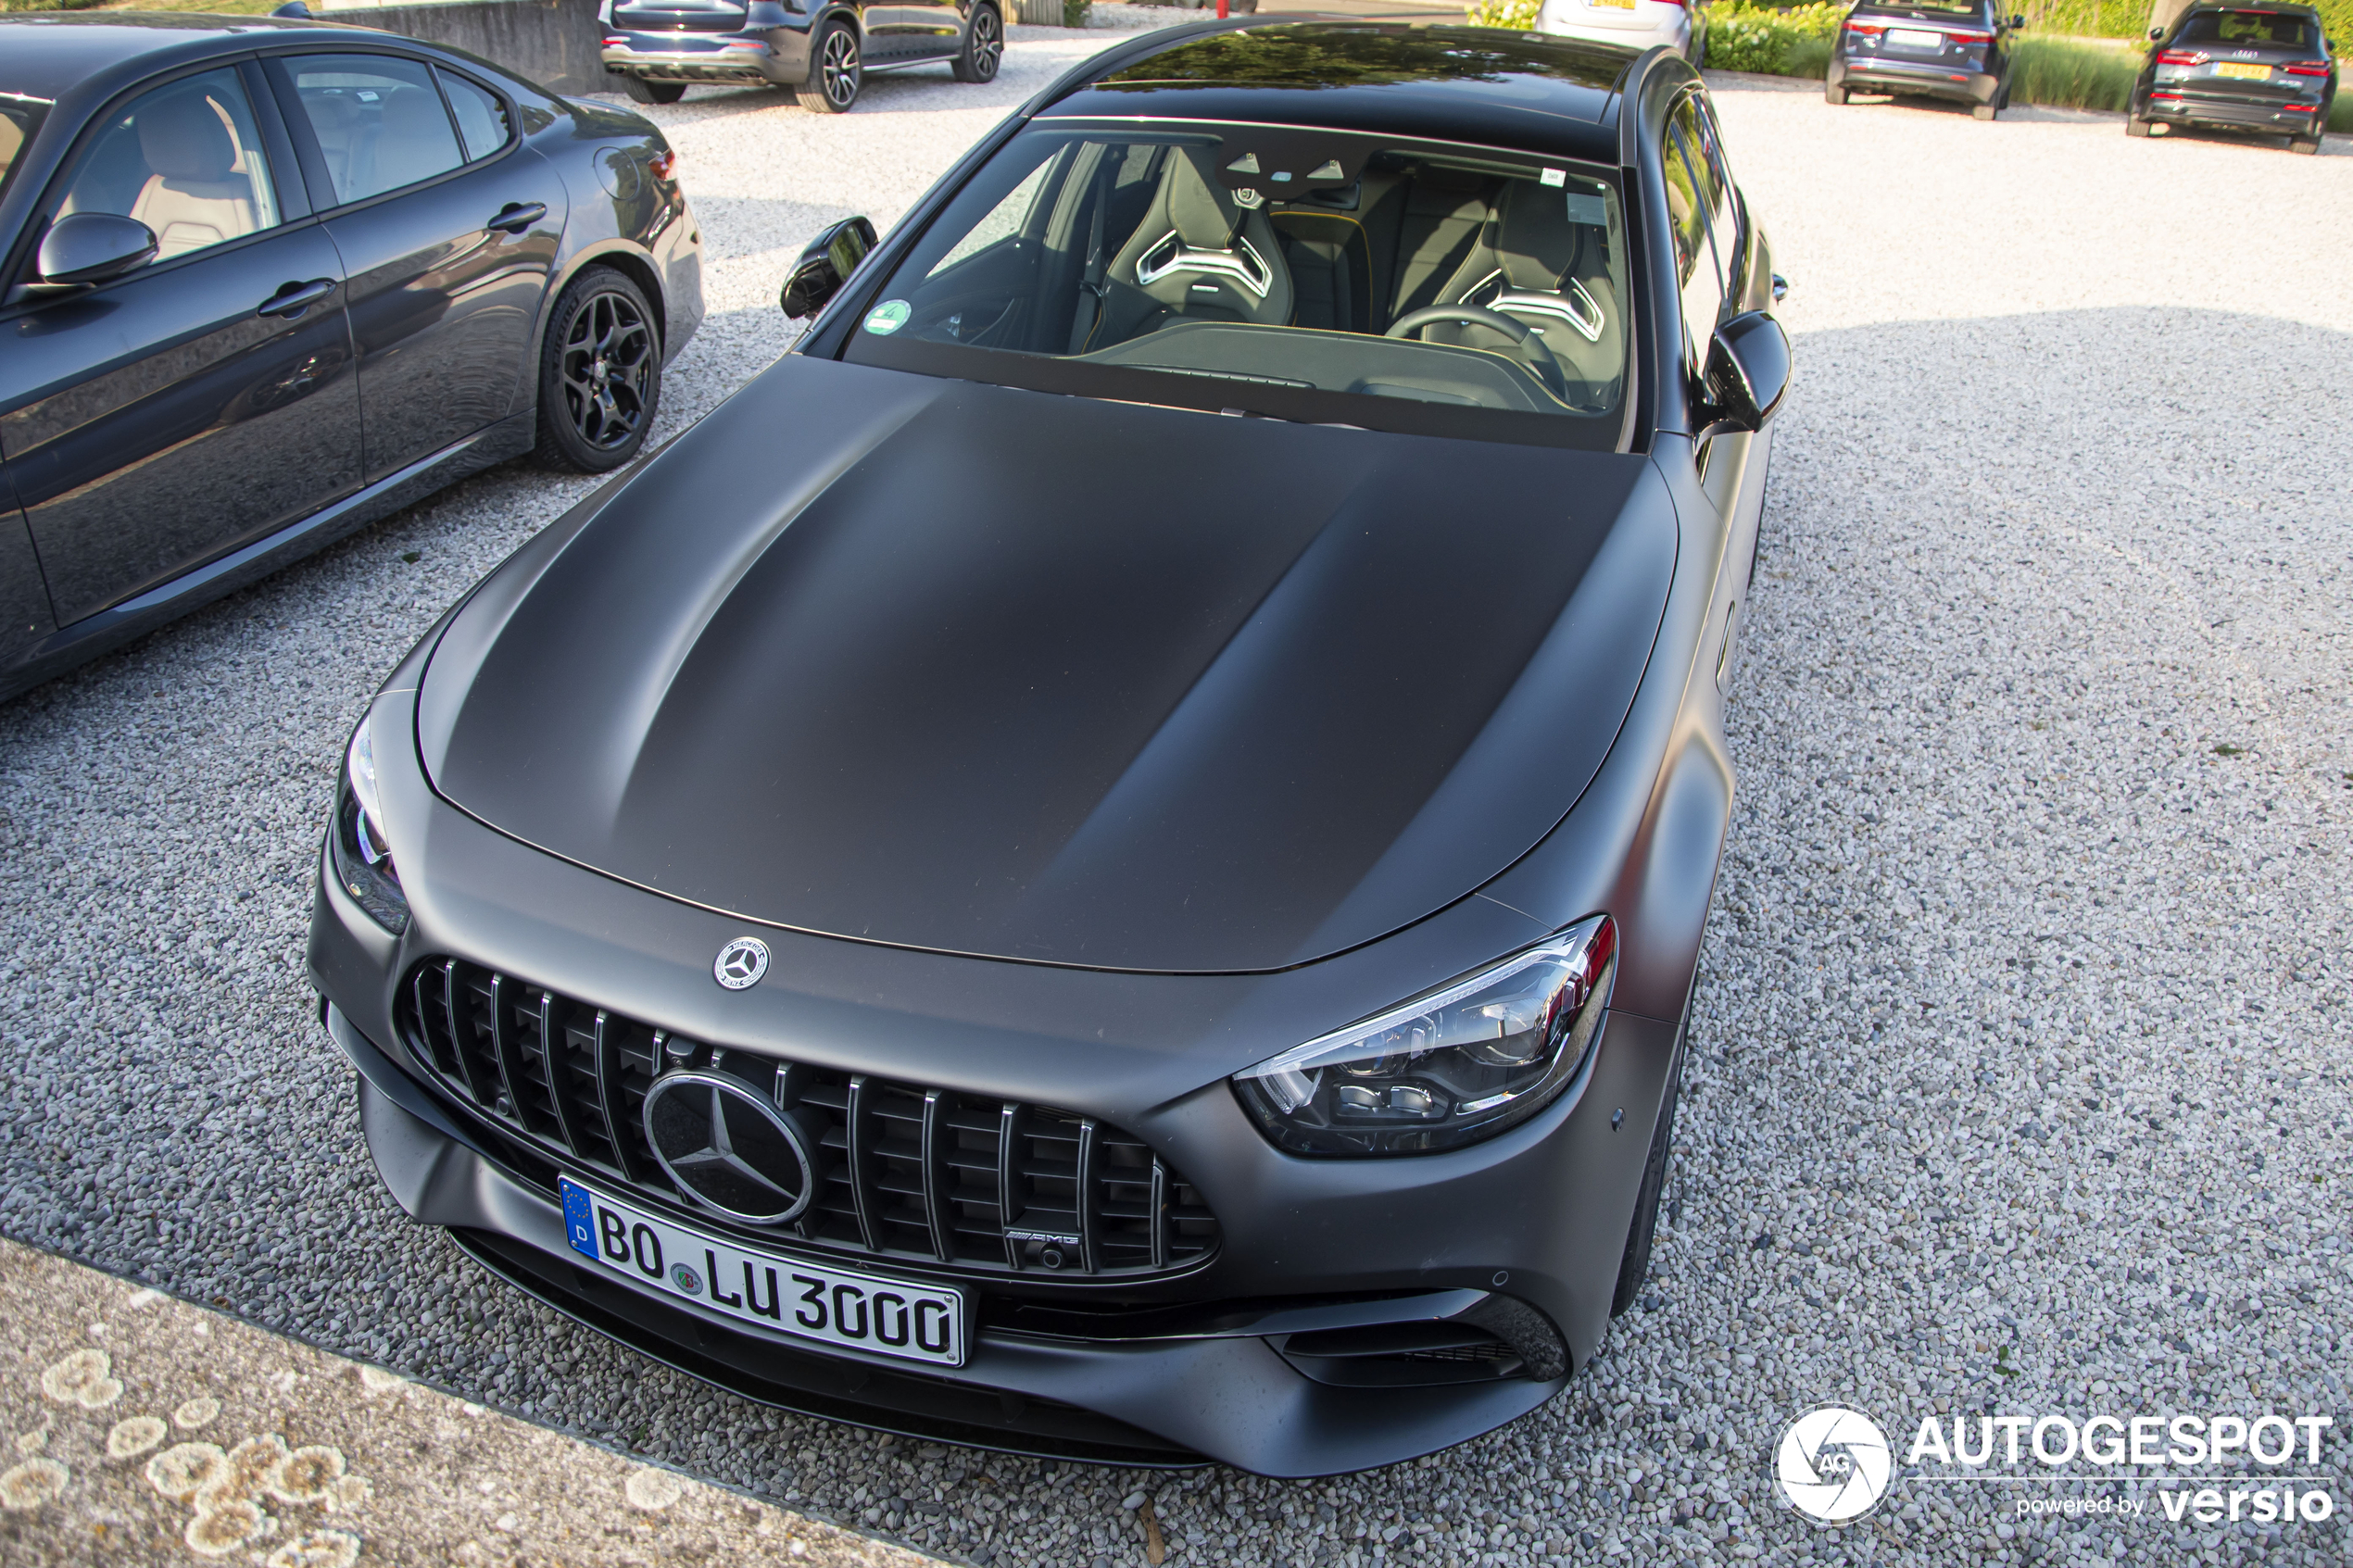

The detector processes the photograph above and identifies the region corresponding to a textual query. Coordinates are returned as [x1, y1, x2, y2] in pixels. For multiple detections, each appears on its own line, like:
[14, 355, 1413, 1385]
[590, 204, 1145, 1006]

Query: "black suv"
[1826, 0, 2022, 119]
[2130, 2, 2336, 153]
[599, 0, 1003, 112]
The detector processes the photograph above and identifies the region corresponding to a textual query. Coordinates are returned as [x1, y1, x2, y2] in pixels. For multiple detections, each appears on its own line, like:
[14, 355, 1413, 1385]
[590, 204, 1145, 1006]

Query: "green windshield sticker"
[863, 299, 911, 335]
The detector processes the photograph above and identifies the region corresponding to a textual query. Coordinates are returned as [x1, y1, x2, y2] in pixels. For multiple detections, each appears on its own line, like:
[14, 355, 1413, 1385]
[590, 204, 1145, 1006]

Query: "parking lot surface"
[2, 27, 2349, 1568]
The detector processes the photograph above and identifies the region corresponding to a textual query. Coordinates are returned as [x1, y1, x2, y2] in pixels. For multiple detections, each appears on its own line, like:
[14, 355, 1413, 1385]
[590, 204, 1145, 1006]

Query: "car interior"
[56, 69, 279, 261]
[862, 129, 1630, 420]
[289, 57, 470, 207]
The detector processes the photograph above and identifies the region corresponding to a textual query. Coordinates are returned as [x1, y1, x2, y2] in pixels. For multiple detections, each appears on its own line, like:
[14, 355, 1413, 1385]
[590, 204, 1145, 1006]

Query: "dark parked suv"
[1825, 0, 2022, 119]
[599, 0, 1004, 112]
[2130, 2, 2336, 153]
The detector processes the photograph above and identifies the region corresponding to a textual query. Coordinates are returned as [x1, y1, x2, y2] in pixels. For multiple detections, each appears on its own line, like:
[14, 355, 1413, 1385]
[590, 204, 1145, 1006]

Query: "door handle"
[258, 278, 338, 319]
[486, 202, 547, 234]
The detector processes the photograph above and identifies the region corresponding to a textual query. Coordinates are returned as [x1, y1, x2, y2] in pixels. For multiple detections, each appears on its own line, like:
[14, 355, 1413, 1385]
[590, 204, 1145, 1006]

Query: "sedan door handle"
[486, 202, 547, 234]
[258, 278, 338, 319]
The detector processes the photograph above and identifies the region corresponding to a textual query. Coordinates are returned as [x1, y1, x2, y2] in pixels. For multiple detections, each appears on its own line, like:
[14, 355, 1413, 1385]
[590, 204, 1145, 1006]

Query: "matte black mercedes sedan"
[2129, 2, 2336, 152]
[1825, 0, 2022, 119]
[0, 15, 702, 703]
[598, 0, 1002, 112]
[310, 21, 1789, 1475]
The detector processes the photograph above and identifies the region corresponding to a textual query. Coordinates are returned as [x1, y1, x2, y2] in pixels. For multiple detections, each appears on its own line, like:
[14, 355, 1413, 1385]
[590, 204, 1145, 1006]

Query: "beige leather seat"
[129, 89, 258, 258]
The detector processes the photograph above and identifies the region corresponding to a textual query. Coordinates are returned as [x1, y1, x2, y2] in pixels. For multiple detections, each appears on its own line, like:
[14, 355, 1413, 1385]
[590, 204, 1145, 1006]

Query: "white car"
[1535, 0, 1708, 66]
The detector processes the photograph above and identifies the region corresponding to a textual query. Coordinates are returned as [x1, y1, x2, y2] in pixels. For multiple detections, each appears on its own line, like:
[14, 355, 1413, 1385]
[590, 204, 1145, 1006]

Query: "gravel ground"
[2, 35, 2350, 1568]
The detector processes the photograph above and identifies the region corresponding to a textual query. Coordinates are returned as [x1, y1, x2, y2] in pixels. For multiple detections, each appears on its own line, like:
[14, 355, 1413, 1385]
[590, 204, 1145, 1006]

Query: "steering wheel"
[1384, 304, 1568, 400]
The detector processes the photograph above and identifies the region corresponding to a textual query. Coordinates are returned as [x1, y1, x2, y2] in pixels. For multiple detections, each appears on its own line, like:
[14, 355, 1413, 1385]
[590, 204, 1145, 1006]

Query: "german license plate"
[2213, 61, 2271, 80]
[1888, 27, 1942, 46]
[560, 1177, 965, 1367]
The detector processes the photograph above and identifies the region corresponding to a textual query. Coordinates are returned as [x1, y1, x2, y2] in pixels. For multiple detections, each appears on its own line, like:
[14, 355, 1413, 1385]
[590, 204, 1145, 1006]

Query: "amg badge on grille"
[642, 1072, 816, 1224]
[712, 935, 771, 990]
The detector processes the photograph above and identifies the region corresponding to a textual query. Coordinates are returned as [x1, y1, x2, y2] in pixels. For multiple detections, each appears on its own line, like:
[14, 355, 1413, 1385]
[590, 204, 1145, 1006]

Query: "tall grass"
[2008, 36, 2140, 110]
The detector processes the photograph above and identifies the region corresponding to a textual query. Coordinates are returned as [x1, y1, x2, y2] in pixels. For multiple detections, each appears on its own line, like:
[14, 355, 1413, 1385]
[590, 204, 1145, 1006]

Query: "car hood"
[418, 357, 1677, 973]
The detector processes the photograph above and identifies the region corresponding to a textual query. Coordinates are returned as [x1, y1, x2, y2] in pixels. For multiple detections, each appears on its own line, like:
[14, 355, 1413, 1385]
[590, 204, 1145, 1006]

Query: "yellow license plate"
[2214, 62, 2271, 80]
[1588, 0, 1636, 10]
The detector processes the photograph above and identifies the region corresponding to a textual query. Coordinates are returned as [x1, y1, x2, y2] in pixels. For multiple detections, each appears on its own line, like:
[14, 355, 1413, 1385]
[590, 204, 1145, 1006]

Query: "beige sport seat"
[129, 88, 258, 258]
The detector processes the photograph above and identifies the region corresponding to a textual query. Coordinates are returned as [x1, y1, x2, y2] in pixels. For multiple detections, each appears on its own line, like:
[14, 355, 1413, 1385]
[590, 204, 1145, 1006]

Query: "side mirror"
[36, 212, 158, 288]
[779, 215, 878, 320]
[2011, 13, 2025, 27]
[2148, 25, 2164, 38]
[1695, 310, 1789, 437]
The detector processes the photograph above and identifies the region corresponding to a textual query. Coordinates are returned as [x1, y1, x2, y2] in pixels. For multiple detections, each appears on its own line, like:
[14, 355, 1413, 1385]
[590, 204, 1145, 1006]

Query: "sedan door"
[266, 51, 567, 484]
[0, 61, 363, 626]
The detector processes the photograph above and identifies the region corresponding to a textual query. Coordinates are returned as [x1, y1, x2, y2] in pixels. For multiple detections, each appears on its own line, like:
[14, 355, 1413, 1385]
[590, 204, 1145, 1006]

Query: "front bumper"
[602, 27, 811, 85]
[308, 690, 1683, 1475]
[1831, 56, 2001, 106]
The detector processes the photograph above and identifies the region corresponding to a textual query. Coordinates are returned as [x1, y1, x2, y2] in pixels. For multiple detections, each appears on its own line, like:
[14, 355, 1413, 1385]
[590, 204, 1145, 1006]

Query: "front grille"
[397, 957, 1219, 1277]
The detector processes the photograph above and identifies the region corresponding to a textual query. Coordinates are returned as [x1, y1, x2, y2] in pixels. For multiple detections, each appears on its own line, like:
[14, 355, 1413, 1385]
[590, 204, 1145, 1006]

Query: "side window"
[1661, 103, 1724, 374]
[286, 54, 464, 207]
[1690, 99, 1744, 296]
[437, 69, 511, 163]
[55, 68, 281, 262]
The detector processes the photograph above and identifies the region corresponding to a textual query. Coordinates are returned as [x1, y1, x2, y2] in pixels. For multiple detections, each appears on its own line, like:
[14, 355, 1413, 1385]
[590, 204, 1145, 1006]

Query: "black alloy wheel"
[952, 3, 1003, 83]
[798, 21, 862, 112]
[533, 266, 661, 473]
[620, 75, 686, 105]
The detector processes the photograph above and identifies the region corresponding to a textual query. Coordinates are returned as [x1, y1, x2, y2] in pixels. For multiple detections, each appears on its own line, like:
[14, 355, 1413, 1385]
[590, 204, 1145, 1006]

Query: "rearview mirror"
[780, 215, 879, 320]
[1695, 311, 1790, 438]
[37, 212, 158, 288]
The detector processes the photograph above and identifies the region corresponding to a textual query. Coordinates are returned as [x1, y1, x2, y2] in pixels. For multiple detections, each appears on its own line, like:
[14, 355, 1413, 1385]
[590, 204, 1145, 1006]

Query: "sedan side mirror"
[36, 212, 159, 288]
[2148, 25, 2164, 38]
[780, 215, 879, 320]
[1695, 310, 1790, 437]
[2010, 13, 2025, 27]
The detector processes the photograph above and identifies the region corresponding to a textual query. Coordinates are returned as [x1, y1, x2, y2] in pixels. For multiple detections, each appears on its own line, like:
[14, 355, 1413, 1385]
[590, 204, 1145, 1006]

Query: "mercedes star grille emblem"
[642, 1071, 814, 1224]
[713, 936, 771, 990]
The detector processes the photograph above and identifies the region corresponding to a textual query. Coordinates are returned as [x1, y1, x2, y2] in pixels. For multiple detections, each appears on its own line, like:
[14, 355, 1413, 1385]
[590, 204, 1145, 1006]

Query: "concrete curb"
[0, 1238, 950, 1568]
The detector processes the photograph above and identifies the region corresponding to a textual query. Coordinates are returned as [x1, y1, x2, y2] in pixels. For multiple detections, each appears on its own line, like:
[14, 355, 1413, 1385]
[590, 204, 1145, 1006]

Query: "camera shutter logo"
[713, 936, 771, 990]
[1777, 1407, 1894, 1524]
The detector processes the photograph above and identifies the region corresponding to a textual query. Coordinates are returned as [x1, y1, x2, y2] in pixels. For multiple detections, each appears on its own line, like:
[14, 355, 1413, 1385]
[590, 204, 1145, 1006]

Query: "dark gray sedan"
[0, 14, 703, 702]
[310, 21, 1788, 1476]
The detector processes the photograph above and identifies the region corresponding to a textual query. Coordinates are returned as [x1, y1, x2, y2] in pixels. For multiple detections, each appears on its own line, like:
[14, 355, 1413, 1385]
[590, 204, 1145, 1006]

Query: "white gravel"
[3, 39, 2350, 1568]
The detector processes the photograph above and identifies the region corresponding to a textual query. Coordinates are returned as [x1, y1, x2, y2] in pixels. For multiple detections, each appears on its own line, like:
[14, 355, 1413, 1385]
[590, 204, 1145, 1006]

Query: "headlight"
[330, 712, 409, 933]
[1232, 916, 1615, 1157]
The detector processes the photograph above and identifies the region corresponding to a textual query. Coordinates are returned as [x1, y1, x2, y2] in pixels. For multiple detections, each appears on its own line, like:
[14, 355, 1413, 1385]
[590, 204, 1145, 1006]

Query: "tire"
[532, 266, 661, 473]
[2288, 134, 2321, 154]
[2126, 114, 2151, 137]
[1609, 999, 1692, 1318]
[950, 3, 1001, 83]
[1825, 80, 1848, 106]
[797, 21, 862, 112]
[1973, 101, 1998, 120]
[619, 75, 686, 105]
[1995, 74, 2012, 110]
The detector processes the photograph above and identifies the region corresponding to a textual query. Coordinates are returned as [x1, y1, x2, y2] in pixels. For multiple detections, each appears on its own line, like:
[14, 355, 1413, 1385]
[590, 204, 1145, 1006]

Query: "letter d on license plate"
[560, 1177, 965, 1367]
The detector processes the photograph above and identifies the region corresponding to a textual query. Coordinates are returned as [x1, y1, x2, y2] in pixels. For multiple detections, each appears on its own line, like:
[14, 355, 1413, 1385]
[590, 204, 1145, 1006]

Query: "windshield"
[0, 94, 45, 205]
[838, 121, 1632, 449]
[1855, 1, 1986, 16]
[2177, 9, 2314, 45]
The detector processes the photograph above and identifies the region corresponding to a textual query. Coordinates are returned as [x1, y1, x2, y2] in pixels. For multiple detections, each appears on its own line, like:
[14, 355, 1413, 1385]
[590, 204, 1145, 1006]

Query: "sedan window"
[54, 68, 281, 262]
[841, 121, 1632, 448]
[0, 93, 44, 205]
[285, 54, 466, 206]
[437, 69, 511, 162]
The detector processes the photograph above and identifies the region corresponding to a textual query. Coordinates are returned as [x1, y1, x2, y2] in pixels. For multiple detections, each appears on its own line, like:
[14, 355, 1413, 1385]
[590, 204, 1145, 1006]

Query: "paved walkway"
[0, 1239, 944, 1568]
